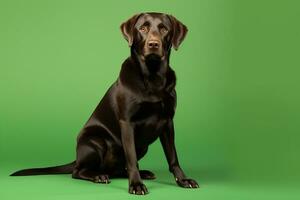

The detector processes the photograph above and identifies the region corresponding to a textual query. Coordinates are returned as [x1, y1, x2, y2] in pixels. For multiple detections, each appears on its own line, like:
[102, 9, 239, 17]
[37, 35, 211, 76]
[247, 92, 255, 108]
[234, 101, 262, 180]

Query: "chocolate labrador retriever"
[11, 12, 199, 195]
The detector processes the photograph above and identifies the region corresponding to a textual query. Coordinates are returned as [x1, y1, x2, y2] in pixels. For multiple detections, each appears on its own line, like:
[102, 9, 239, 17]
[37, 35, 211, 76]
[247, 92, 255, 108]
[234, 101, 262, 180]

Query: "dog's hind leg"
[72, 127, 110, 184]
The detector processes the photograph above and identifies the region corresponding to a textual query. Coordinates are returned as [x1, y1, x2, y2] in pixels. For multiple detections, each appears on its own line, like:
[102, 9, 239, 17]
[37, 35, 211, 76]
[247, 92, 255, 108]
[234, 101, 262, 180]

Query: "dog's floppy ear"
[168, 15, 188, 50]
[120, 13, 142, 47]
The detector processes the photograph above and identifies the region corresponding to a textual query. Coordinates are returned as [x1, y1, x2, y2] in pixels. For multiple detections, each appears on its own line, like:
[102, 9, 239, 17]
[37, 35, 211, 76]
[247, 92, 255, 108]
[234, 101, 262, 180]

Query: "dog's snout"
[147, 40, 160, 49]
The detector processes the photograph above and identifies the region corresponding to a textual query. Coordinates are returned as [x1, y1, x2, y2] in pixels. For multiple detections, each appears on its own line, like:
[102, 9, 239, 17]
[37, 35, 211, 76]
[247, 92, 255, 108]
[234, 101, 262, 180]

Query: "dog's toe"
[94, 175, 111, 184]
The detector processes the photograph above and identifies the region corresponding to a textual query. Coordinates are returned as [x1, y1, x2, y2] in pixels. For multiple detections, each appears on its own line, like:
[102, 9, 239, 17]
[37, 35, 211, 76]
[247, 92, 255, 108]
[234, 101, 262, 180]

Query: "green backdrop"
[0, 0, 299, 199]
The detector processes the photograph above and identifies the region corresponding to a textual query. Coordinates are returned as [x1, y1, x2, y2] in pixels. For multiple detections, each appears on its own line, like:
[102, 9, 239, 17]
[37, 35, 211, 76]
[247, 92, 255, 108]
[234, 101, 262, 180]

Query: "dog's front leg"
[119, 120, 148, 195]
[160, 119, 199, 188]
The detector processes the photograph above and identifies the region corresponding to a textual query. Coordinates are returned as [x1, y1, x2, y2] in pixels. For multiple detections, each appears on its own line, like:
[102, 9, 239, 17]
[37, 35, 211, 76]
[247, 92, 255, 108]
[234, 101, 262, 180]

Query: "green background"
[0, 0, 299, 199]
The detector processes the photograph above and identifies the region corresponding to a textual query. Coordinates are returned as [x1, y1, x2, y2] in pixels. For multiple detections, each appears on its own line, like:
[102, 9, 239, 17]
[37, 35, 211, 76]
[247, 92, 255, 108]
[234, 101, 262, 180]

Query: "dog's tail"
[10, 161, 76, 176]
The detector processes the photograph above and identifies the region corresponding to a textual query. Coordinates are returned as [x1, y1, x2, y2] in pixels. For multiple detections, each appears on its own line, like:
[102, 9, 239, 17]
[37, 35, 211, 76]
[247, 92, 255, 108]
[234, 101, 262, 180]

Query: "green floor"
[1, 165, 299, 200]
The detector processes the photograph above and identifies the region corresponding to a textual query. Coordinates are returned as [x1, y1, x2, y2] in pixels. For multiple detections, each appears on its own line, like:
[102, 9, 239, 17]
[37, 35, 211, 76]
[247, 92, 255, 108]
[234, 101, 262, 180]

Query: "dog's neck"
[131, 48, 170, 76]
[131, 49, 171, 92]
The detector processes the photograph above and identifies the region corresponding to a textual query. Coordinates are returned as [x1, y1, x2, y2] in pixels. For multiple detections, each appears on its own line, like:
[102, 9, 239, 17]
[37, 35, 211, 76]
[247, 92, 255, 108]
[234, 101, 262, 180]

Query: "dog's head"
[120, 13, 188, 62]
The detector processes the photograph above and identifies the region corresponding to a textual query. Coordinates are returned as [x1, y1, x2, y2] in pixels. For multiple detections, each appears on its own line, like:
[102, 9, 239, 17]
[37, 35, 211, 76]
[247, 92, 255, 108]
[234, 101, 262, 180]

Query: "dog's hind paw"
[93, 175, 111, 184]
[139, 170, 156, 180]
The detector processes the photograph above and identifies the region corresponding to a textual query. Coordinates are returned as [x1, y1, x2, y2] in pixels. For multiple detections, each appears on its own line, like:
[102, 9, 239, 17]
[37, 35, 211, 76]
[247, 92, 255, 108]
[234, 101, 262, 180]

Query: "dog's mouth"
[145, 53, 162, 62]
[141, 53, 165, 61]
[143, 53, 163, 72]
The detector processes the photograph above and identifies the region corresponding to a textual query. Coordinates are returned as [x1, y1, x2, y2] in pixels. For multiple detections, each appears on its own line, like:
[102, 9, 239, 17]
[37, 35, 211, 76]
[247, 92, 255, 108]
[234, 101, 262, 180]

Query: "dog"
[11, 12, 199, 195]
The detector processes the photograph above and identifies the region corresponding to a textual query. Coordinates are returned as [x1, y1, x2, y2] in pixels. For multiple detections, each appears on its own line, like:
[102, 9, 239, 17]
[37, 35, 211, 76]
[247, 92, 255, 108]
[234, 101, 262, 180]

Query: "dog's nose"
[147, 40, 160, 49]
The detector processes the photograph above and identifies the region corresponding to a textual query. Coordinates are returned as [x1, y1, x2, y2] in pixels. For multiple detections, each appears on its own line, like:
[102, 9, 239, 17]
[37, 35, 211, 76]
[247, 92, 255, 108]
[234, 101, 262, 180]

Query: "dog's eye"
[160, 27, 168, 34]
[139, 26, 148, 33]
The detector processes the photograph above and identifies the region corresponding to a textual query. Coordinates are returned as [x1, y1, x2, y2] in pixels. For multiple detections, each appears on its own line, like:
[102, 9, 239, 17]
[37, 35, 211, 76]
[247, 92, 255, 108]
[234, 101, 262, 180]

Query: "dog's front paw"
[129, 182, 149, 195]
[175, 178, 199, 188]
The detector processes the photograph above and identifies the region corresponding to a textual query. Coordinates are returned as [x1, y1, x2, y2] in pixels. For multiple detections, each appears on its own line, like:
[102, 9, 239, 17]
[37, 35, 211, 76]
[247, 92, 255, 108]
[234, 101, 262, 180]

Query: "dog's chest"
[131, 101, 170, 145]
[131, 101, 168, 122]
